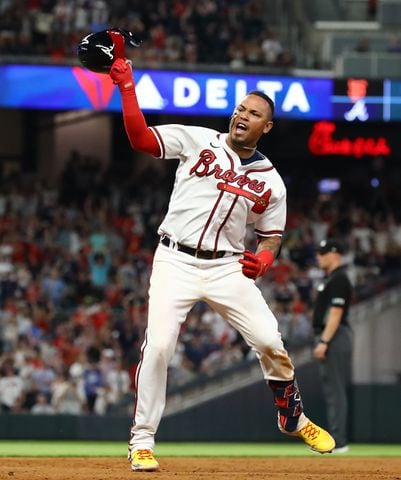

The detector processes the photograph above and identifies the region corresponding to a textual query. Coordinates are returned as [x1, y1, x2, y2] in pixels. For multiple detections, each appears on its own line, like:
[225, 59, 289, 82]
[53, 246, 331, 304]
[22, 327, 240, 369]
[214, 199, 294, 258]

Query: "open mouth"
[235, 122, 248, 134]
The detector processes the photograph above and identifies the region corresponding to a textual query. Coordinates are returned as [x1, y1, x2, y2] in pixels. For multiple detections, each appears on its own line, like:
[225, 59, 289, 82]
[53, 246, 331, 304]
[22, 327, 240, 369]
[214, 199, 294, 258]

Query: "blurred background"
[0, 0, 400, 443]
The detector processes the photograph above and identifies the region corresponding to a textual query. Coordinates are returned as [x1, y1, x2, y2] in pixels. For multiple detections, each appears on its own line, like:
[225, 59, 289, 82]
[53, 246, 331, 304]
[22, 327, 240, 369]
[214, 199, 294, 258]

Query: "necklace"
[231, 140, 257, 153]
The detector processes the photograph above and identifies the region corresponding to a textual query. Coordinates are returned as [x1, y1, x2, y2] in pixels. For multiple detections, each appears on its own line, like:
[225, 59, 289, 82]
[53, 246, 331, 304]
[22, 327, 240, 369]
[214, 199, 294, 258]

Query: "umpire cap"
[317, 239, 345, 255]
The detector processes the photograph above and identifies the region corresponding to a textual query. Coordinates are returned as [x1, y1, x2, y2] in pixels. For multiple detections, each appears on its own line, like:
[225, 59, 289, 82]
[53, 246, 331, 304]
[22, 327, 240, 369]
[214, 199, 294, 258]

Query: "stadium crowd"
[0, 0, 295, 68]
[0, 152, 400, 415]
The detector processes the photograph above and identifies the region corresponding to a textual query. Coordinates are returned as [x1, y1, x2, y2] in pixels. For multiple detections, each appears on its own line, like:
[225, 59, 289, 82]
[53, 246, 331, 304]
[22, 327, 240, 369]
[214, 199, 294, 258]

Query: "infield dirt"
[1, 457, 401, 479]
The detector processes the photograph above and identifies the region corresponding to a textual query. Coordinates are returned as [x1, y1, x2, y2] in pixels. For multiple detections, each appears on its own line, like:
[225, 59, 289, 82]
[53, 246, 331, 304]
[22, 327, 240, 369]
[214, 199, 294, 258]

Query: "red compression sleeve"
[120, 85, 161, 157]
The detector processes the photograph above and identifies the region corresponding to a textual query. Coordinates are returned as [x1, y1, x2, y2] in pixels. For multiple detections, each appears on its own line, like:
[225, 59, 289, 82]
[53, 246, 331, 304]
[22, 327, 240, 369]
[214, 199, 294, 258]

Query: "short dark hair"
[247, 90, 275, 117]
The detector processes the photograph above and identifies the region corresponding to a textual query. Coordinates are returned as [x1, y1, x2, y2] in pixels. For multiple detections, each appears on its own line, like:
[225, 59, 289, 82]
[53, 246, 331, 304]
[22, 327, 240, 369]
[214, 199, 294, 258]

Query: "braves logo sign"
[190, 149, 271, 213]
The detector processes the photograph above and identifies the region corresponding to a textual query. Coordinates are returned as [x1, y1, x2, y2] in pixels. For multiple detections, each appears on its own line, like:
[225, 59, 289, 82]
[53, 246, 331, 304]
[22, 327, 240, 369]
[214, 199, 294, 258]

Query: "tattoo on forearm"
[257, 236, 281, 257]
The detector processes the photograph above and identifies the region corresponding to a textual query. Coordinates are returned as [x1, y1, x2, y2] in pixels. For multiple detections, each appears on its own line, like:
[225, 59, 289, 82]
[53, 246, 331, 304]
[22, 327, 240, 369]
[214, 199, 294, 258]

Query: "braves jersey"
[150, 124, 287, 253]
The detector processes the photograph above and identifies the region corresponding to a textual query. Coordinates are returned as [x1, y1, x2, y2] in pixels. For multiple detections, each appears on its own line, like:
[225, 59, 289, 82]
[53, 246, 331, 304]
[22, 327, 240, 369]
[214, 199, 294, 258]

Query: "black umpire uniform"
[313, 239, 353, 450]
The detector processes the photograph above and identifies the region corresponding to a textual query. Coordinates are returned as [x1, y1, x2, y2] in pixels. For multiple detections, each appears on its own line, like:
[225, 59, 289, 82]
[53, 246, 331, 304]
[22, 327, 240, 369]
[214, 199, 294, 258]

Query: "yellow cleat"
[278, 415, 335, 454]
[129, 449, 160, 471]
[295, 420, 336, 453]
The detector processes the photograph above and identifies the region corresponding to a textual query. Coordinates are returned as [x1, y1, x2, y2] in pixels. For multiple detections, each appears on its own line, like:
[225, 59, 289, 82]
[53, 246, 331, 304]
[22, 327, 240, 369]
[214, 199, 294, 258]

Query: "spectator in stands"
[354, 36, 370, 53]
[272, 272, 299, 306]
[183, 331, 211, 372]
[201, 341, 243, 376]
[386, 34, 401, 53]
[0, 0, 295, 69]
[30, 359, 57, 403]
[82, 346, 105, 413]
[261, 30, 283, 66]
[0, 359, 25, 412]
[99, 349, 131, 412]
[285, 300, 313, 351]
[88, 225, 108, 254]
[294, 265, 314, 308]
[273, 301, 293, 343]
[51, 369, 85, 415]
[88, 251, 112, 292]
[40, 266, 67, 306]
[30, 391, 55, 414]
[168, 352, 197, 388]
[229, 47, 246, 69]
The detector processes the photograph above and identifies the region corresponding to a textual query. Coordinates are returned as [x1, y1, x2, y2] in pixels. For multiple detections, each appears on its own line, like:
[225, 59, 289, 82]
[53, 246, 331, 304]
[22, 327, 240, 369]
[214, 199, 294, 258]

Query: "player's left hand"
[110, 58, 134, 91]
[239, 249, 274, 280]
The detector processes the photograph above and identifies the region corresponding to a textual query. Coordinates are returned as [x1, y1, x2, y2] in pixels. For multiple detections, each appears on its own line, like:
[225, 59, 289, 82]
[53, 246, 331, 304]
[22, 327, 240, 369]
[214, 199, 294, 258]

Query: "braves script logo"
[190, 149, 271, 213]
[72, 66, 115, 110]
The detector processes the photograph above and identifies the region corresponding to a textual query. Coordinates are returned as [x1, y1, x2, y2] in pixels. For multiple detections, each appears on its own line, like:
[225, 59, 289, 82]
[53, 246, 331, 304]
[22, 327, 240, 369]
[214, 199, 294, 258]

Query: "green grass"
[0, 441, 400, 457]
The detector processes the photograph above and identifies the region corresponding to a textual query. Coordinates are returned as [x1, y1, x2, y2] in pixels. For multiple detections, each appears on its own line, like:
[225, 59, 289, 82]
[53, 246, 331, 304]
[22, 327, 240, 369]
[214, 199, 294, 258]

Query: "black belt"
[160, 235, 234, 260]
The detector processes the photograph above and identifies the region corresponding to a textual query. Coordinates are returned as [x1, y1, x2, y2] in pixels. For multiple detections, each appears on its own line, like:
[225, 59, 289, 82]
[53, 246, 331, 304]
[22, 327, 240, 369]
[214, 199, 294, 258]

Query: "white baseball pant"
[130, 243, 295, 450]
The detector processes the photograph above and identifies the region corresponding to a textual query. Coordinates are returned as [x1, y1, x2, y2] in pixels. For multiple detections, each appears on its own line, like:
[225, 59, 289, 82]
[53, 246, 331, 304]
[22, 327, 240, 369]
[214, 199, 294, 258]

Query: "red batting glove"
[110, 58, 134, 93]
[239, 249, 275, 280]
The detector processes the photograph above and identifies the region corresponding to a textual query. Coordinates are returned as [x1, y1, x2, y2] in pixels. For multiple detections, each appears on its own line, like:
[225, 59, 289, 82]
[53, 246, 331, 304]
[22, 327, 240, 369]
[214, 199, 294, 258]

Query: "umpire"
[313, 239, 353, 453]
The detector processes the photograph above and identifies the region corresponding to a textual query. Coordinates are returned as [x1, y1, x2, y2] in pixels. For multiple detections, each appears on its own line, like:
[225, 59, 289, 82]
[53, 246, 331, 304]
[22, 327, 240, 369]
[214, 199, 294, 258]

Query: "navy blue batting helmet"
[77, 28, 141, 73]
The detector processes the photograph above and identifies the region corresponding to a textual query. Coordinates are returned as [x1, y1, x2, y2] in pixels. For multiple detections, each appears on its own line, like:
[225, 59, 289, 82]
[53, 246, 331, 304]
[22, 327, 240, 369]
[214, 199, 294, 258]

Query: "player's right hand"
[110, 58, 134, 91]
[239, 249, 274, 280]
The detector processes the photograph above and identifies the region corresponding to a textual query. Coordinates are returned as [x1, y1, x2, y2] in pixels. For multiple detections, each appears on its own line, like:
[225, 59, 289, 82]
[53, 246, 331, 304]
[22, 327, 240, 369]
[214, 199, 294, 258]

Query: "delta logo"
[72, 67, 115, 110]
[72, 67, 165, 110]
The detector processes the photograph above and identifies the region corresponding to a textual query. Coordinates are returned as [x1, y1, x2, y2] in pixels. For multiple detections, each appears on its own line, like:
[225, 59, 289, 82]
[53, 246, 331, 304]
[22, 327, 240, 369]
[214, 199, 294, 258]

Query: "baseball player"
[110, 58, 335, 472]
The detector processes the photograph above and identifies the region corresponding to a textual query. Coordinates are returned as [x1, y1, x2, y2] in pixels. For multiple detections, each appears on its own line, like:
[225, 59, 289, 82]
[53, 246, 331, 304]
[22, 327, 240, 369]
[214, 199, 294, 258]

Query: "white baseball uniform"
[130, 124, 295, 451]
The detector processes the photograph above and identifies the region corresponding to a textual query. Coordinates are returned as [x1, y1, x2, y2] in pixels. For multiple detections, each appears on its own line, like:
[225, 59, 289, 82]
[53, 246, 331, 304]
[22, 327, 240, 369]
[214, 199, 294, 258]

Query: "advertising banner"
[0, 65, 332, 118]
[1, 65, 401, 121]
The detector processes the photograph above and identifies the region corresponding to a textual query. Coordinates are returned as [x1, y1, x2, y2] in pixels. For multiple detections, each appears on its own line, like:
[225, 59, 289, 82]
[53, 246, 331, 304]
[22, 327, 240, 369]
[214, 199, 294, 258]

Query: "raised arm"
[110, 58, 161, 157]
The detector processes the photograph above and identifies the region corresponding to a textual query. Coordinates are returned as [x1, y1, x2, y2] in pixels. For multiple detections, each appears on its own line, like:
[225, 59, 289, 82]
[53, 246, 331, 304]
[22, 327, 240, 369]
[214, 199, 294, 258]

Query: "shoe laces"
[136, 449, 153, 460]
[300, 422, 320, 440]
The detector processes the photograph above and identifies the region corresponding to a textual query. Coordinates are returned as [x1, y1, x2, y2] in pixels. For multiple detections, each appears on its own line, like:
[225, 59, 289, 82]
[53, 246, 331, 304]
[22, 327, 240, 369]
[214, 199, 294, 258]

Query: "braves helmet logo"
[80, 34, 91, 45]
[79, 34, 115, 60]
[96, 43, 114, 60]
